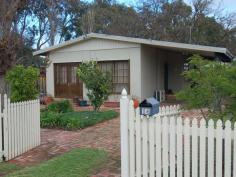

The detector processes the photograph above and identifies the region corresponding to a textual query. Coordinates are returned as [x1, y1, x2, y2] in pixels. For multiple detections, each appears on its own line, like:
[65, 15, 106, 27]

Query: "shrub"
[77, 61, 112, 111]
[5, 65, 39, 102]
[40, 111, 61, 128]
[176, 55, 236, 120]
[40, 110, 118, 130]
[47, 100, 73, 113]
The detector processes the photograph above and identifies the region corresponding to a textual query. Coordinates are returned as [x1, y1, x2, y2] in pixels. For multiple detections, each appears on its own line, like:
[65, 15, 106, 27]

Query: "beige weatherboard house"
[34, 33, 234, 102]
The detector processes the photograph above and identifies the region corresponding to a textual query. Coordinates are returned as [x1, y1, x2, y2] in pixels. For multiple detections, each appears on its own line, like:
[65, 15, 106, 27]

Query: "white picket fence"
[120, 89, 236, 177]
[0, 94, 40, 161]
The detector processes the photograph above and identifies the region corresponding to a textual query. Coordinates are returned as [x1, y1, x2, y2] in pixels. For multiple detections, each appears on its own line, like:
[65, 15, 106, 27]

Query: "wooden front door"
[54, 63, 83, 98]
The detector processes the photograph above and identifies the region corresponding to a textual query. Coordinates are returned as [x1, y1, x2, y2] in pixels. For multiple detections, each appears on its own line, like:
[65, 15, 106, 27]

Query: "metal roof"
[33, 33, 234, 60]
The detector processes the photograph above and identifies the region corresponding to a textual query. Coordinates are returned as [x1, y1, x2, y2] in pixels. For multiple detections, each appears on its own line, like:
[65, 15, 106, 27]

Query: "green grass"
[0, 163, 22, 176]
[41, 110, 118, 130]
[59, 110, 118, 129]
[7, 148, 107, 177]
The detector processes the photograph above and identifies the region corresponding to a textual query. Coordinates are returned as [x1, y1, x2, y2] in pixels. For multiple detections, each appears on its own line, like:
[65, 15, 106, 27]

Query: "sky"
[185, 0, 236, 13]
[117, 0, 236, 13]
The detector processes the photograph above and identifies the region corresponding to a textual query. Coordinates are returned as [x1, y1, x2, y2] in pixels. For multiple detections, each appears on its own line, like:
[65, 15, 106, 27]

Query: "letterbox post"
[120, 88, 129, 177]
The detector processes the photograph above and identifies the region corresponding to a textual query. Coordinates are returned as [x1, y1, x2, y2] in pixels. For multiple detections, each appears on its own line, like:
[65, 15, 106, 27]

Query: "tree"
[23, 0, 236, 56]
[176, 55, 236, 120]
[77, 61, 112, 111]
[157, 0, 192, 42]
[29, 0, 69, 49]
[0, 0, 28, 76]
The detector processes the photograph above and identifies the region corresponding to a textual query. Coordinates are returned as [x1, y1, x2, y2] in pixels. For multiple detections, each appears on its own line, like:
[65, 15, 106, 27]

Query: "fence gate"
[0, 94, 40, 162]
[120, 89, 236, 177]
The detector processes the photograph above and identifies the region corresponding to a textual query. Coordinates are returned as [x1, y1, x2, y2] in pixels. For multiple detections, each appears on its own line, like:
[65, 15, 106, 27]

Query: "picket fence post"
[0, 94, 2, 162]
[3, 95, 8, 160]
[120, 88, 129, 177]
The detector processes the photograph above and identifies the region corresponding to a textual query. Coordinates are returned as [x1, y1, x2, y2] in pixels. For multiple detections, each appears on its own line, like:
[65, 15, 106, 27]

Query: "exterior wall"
[141, 45, 158, 99]
[156, 50, 186, 93]
[165, 52, 186, 92]
[156, 49, 166, 91]
[140, 46, 186, 100]
[46, 38, 141, 101]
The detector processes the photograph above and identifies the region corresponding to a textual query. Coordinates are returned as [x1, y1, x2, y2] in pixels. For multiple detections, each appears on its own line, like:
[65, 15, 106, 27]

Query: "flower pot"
[44, 96, 53, 105]
[79, 100, 88, 107]
[133, 99, 139, 109]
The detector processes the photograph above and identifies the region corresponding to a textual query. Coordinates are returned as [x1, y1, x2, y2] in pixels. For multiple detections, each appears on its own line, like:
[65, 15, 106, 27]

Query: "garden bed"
[41, 100, 118, 130]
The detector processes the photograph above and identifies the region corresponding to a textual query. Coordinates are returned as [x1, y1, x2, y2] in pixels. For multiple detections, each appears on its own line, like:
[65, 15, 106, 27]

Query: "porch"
[140, 44, 218, 101]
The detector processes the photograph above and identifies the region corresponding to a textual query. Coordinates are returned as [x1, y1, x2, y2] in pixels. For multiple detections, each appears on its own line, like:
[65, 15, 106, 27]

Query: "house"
[33, 33, 234, 102]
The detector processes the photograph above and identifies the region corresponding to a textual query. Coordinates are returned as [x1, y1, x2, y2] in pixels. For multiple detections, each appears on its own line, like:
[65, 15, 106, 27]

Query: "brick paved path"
[9, 117, 121, 177]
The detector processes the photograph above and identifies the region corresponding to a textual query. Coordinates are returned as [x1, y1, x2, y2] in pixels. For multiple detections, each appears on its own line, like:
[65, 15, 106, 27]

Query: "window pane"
[113, 83, 129, 93]
[124, 69, 128, 77]
[71, 66, 77, 84]
[118, 76, 123, 83]
[99, 61, 129, 93]
[124, 77, 128, 83]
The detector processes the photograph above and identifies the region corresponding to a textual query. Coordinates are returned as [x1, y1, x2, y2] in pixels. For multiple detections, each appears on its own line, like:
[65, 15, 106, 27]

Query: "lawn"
[59, 110, 119, 129]
[0, 163, 22, 176]
[5, 148, 107, 177]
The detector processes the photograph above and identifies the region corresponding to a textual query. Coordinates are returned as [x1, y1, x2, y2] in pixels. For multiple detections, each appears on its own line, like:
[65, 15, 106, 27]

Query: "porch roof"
[33, 33, 234, 61]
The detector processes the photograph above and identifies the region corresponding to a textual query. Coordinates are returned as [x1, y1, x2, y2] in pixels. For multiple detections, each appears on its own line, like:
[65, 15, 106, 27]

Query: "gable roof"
[33, 33, 234, 60]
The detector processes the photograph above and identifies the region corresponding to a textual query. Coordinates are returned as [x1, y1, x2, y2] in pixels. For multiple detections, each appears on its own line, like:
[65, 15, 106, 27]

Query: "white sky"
[185, 0, 236, 13]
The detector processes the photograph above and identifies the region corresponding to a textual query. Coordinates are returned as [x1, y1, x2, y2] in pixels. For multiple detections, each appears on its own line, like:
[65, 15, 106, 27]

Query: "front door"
[54, 63, 83, 98]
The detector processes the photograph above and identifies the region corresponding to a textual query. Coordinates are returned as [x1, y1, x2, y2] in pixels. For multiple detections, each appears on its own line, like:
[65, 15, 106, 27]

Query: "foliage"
[77, 61, 112, 111]
[7, 148, 107, 177]
[59, 110, 118, 130]
[47, 100, 73, 113]
[176, 55, 236, 120]
[65, 0, 236, 55]
[5, 65, 39, 102]
[40, 110, 118, 130]
[40, 111, 61, 128]
[0, 0, 28, 76]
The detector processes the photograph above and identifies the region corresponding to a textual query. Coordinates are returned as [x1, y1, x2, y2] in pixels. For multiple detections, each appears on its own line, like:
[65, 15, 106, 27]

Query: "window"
[183, 62, 189, 71]
[99, 61, 130, 93]
[71, 66, 78, 84]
